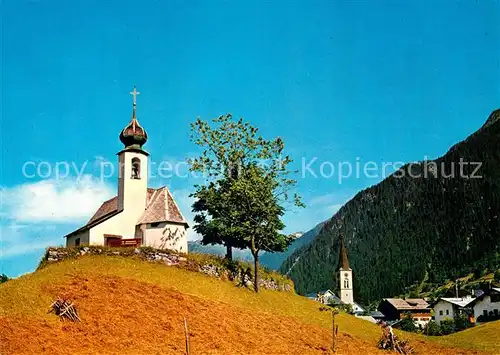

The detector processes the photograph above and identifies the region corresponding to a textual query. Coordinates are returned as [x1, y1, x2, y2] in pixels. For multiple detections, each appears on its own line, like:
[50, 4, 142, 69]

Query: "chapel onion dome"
[119, 116, 148, 149]
[119, 85, 148, 149]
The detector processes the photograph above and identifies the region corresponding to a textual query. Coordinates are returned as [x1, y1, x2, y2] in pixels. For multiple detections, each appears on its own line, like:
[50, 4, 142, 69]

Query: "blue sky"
[1, 0, 499, 277]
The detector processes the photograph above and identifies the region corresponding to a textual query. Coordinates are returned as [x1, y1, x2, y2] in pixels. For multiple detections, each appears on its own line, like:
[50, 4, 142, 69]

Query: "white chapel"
[65, 86, 189, 252]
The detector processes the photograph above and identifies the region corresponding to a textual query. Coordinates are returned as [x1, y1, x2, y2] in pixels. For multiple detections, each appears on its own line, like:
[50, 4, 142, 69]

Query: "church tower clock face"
[344, 273, 348, 277]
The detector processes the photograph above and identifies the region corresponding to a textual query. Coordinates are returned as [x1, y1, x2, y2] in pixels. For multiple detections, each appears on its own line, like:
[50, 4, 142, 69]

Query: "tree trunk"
[225, 245, 233, 260]
[253, 252, 260, 293]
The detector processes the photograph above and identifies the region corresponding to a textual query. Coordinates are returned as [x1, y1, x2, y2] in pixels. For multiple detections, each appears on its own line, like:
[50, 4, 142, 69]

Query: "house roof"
[383, 298, 429, 310]
[338, 235, 350, 270]
[64, 197, 124, 238]
[474, 289, 485, 298]
[435, 297, 476, 308]
[475, 287, 500, 301]
[65, 187, 187, 238]
[370, 311, 385, 318]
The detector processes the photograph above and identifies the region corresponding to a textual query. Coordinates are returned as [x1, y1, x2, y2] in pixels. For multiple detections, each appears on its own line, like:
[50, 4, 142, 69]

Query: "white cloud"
[1, 175, 115, 223]
[0, 175, 113, 267]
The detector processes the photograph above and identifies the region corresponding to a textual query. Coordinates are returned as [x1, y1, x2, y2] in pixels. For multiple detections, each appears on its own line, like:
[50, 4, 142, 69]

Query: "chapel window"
[344, 279, 349, 288]
[131, 157, 141, 179]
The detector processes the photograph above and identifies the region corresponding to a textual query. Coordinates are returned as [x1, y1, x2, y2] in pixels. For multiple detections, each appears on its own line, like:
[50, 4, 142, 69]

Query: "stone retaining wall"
[42, 246, 292, 293]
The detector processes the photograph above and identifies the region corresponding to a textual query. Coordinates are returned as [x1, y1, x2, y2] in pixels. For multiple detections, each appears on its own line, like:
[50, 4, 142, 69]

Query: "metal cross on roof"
[130, 85, 140, 105]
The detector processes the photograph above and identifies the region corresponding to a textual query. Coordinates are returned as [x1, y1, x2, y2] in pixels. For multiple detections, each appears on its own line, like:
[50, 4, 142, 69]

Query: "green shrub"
[0, 273, 9, 284]
[424, 320, 441, 336]
[454, 313, 472, 331]
[440, 319, 456, 335]
[400, 312, 417, 333]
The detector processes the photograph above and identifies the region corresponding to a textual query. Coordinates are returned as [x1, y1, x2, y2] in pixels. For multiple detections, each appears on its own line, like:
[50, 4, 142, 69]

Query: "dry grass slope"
[0, 255, 498, 354]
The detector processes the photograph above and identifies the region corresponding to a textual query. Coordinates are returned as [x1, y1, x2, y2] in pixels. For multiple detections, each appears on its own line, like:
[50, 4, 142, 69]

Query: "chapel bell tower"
[117, 85, 149, 216]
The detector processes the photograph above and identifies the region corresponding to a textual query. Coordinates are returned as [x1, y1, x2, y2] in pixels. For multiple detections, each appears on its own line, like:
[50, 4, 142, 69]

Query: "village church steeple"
[338, 235, 354, 305]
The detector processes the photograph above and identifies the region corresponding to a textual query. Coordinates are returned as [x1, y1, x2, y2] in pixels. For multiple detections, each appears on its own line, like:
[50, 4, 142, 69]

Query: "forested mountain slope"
[280, 109, 500, 303]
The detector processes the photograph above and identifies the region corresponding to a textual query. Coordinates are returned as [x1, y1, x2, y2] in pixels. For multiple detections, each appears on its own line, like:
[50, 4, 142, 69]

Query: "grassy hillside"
[281, 109, 500, 303]
[1, 255, 498, 354]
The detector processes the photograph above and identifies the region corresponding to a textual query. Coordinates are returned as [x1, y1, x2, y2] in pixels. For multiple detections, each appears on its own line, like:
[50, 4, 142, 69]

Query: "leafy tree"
[0, 273, 9, 284]
[189, 114, 303, 291]
[191, 181, 248, 258]
[399, 312, 417, 333]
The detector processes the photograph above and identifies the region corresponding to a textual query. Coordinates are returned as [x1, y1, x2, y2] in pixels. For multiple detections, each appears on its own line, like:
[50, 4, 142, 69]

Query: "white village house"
[432, 296, 475, 325]
[474, 287, 500, 321]
[64, 87, 189, 252]
[432, 287, 500, 325]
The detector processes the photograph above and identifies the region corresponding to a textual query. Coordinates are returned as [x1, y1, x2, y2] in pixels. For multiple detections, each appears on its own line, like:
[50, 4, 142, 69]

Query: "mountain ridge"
[280, 110, 500, 303]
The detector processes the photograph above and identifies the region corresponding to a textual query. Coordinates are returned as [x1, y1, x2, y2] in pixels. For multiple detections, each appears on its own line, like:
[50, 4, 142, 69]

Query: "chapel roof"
[64, 187, 188, 238]
[137, 187, 187, 225]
